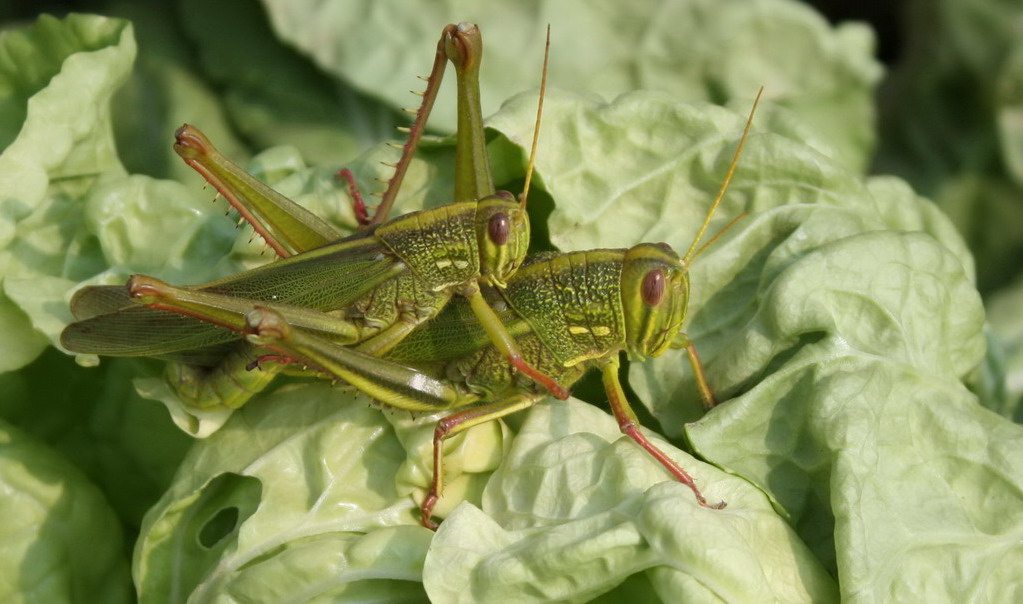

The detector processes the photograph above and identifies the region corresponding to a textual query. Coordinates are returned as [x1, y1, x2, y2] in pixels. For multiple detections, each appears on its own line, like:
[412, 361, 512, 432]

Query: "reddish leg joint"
[509, 356, 570, 400]
[245, 354, 298, 371]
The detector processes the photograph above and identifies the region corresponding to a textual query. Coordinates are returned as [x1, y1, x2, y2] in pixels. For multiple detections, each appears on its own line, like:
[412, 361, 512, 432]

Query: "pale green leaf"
[0, 419, 131, 603]
[425, 402, 837, 603]
[261, 0, 881, 170]
[0, 14, 135, 369]
[134, 384, 450, 601]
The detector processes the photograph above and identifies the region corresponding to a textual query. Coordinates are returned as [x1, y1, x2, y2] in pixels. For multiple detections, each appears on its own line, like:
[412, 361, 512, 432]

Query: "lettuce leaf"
[483, 89, 1021, 602]
[426, 403, 837, 602]
[987, 276, 1023, 420]
[0, 13, 135, 370]
[134, 385, 434, 601]
[175, 0, 399, 165]
[128, 85, 1021, 601]
[0, 419, 131, 603]
[876, 0, 1023, 294]
[262, 0, 881, 171]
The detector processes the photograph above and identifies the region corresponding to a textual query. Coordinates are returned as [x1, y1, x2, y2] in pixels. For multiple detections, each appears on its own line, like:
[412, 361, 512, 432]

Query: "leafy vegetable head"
[2, 3, 1021, 603]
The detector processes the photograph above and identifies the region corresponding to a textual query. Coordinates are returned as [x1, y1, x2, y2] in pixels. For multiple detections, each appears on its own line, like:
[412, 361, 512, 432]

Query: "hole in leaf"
[199, 505, 240, 548]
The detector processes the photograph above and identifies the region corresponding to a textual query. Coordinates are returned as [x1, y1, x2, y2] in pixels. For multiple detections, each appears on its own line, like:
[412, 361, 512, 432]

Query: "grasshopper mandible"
[143, 91, 762, 528]
[61, 23, 566, 410]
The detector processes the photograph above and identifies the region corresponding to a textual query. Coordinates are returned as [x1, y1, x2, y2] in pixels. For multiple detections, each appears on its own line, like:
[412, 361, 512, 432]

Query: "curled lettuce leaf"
[0, 14, 136, 371]
[0, 419, 130, 603]
[134, 384, 436, 601]
[426, 402, 837, 603]
[484, 88, 1020, 601]
[262, 0, 881, 171]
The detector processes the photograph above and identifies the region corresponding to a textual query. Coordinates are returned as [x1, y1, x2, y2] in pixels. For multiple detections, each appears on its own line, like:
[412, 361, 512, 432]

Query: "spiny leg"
[336, 168, 372, 226]
[368, 24, 464, 225]
[174, 125, 339, 256]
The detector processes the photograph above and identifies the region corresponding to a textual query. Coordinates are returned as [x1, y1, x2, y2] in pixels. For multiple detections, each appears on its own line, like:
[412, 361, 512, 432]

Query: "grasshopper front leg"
[599, 356, 724, 509]
[674, 334, 717, 409]
[461, 282, 570, 399]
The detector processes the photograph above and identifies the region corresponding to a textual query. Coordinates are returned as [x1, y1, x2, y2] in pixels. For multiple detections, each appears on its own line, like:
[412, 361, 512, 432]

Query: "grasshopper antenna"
[681, 87, 763, 265]
[519, 25, 551, 210]
[690, 211, 748, 262]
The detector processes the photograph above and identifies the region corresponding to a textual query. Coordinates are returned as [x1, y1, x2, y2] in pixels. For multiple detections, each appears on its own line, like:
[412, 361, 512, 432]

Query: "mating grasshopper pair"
[61, 23, 757, 528]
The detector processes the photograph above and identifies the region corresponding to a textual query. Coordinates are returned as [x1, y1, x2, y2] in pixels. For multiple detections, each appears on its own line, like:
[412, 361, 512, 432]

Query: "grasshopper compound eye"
[488, 212, 510, 246]
[641, 269, 666, 306]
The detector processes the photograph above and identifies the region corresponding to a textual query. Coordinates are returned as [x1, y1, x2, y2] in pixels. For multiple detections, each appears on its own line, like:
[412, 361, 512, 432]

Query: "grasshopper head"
[620, 243, 690, 360]
[476, 191, 530, 288]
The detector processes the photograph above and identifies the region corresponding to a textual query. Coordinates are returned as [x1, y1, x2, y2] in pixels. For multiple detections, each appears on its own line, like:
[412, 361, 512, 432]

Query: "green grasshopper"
[128, 91, 762, 528]
[61, 23, 567, 409]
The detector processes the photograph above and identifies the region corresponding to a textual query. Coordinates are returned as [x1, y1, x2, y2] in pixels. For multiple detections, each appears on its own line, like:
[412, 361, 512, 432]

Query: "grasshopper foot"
[691, 489, 727, 510]
[420, 493, 440, 530]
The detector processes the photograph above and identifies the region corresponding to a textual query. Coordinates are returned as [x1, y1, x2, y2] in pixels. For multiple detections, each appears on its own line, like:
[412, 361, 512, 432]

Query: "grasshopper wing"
[68, 284, 133, 320]
[62, 304, 240, 362]
[62, 233, 405, 359]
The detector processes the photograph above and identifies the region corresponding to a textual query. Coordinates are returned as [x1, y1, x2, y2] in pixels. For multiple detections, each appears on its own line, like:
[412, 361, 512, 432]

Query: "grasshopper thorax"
[476, 192, 530, 289]
[620, 243, 690, 361]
